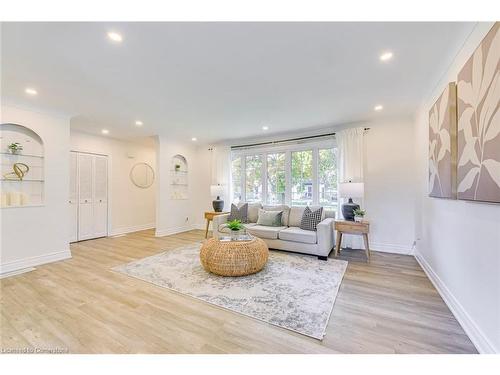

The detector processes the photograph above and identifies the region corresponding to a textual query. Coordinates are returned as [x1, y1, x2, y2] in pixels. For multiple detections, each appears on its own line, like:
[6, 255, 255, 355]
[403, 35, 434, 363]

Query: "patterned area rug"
[113, 243, 348, 339]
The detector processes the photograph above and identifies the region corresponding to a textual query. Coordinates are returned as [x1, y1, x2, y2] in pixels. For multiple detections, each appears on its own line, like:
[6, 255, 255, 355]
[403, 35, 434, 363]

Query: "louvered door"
[92, 155, 108, 238]
[73, 152, 108, 241]
[69, 151, 78, 242]
[77, 153, 94, 240]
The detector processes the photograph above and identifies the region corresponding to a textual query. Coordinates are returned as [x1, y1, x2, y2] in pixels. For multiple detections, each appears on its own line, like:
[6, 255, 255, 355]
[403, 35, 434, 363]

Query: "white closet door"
[93, 155, 108, 238]
[78, 153, 94, 240]
[69, 152, 78, 242]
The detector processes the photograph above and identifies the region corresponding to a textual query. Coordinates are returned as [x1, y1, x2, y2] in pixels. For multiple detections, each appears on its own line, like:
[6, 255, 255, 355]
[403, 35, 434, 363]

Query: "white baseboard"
[155, 224, 201, 237]
[0, 249, 72, 278]
[109, 222, 155, 236]
[370, 242, 413, 255]
[0, 267, 36, 279]
[415, 250, 497, 354]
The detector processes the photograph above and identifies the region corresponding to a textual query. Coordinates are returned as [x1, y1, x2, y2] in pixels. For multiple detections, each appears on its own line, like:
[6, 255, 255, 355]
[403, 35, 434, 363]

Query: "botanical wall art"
[457, 22, 500, 203]
[429, 82, 457, 199]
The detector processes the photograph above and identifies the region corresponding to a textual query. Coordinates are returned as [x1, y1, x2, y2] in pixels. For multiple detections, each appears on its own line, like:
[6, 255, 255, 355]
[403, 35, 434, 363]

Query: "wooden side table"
[204, 211, 229, 238]
[335, 220, 371, 261]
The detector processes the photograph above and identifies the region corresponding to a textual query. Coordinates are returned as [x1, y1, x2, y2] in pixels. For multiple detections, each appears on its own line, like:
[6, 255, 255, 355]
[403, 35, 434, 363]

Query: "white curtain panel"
[210, 145, 232, 206]
[336, 127, 365, 249]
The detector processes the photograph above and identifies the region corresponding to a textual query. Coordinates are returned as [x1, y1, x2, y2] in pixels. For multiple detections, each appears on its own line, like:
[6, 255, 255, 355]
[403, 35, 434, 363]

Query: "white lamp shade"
[210, 184, 224, 197]
[339, 182, 364, 198]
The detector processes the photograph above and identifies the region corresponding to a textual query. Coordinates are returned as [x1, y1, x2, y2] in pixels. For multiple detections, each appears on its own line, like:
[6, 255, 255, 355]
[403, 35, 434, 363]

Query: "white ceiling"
[1, 22, 476, 143]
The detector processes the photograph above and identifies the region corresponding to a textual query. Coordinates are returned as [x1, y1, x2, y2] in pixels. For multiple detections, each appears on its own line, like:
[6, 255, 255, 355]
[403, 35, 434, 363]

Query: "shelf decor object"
[210, 184, 225, 212]
[170, 154, 188, 200]
[428, 82, 458, 199]
[130, 162, 155, 188]
[457, 22, 500, 203]
[0, 123, 44, 207]
[338, 181, 364, 221]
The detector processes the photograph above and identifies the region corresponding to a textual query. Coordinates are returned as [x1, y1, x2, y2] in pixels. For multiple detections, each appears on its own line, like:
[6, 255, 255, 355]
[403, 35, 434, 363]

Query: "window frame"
[230, 139, 337, 209]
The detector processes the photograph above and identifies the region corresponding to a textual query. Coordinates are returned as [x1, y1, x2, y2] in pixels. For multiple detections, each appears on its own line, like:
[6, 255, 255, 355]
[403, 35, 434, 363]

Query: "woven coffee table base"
[200, 237, 269, 276]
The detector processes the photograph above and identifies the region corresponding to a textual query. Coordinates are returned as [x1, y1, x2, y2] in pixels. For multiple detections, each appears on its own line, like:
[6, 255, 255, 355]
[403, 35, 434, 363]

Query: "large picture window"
[291, 150, 313, 206]
[267, 152, 286, 205]
[231, 139, 337, 211]
[245, 154, 263, 203]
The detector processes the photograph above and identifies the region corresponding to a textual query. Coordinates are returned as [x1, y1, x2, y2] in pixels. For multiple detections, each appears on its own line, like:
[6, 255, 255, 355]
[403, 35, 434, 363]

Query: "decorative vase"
[354, 216, 363, 222]
[212, 197, 224, 212]
[341, 198, 359, 221]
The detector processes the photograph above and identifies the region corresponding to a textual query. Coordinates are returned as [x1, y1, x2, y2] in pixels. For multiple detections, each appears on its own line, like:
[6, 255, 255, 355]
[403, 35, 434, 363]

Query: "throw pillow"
[228, 203, 248, 223]
[256, 209, 283, 227]
[299, 206, 323, 231]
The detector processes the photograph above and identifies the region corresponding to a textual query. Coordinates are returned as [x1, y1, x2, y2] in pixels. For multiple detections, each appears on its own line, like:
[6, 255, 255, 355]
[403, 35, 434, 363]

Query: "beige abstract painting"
[457, 22, 500, 203]
[429, 82, 457, 199]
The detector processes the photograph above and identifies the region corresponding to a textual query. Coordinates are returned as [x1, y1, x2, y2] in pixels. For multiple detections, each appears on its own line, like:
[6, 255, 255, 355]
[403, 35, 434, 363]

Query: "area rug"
[112, 243, 348, 339]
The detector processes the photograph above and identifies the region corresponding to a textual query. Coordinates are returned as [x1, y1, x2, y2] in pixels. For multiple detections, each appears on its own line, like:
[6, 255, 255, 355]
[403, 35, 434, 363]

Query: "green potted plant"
[226, 219, 244, 240]
[174, 164, 181, 172]
[8, 142, 23, 155]
[353, 208, 366, 222]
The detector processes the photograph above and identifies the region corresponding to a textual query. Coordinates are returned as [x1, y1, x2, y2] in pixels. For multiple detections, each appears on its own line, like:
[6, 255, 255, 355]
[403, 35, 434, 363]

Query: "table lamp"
[338, 181, 364, 221]
[210, 184, 225, 212]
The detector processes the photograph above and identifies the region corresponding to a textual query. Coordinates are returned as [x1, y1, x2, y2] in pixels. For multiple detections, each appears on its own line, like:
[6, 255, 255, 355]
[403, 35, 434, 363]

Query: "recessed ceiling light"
[107, 31, 123, 43]
[262, 126, 269, 131]
[191, 137, 197, 141]
[135, 121, 143, 126]
[25, 88, 38, 96]
[374, 105, 383, 111]
[379, 51, 393, 62]
[101, 129, 109, 135]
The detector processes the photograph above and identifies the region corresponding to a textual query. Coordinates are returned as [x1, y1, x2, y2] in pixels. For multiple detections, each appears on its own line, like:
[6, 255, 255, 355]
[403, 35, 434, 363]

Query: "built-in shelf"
[170, 170, 188, 174]
[1, 204, 45, 209]
[0, 152, 44, 159]
[1, 123, 45, 207]
[1, 179, 45, 182]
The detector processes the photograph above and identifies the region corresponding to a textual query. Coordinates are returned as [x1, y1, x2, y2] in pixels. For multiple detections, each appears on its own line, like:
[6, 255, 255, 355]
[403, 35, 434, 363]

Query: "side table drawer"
[335, 222, 369, 234]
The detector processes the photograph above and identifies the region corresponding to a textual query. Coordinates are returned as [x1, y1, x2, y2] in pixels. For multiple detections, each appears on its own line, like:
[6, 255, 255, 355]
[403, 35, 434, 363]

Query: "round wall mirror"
[130, 163, 155, 188]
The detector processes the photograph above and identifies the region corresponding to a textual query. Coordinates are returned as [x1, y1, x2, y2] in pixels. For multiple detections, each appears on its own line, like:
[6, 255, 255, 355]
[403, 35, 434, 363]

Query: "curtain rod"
[231, 128, 370, 150]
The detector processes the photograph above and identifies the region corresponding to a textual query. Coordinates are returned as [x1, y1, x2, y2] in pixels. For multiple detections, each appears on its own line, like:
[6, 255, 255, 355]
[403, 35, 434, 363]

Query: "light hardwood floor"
[0, 229, 477, 354]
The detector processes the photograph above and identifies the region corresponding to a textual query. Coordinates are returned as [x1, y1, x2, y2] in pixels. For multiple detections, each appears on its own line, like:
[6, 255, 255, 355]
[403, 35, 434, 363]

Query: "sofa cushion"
[256, 209, 283, 226]
[263, 204, 290, 226]
[288, 206, 306, 227]
[278, 227, 317, 244]
[228, 203, 248, 223]
[239, 202, 262, 223]
[246, 225, 286, 240]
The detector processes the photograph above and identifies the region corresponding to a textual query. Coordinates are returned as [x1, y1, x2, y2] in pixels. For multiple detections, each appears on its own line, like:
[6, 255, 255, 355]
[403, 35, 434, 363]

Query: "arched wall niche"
[0, 123, 45, 207]
[170, 154, 188, 200]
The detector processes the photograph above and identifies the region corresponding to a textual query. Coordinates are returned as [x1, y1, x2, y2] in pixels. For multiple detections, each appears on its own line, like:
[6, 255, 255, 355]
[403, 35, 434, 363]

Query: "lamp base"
[341, 198, 359, 221]
[212, 198, 224, 212]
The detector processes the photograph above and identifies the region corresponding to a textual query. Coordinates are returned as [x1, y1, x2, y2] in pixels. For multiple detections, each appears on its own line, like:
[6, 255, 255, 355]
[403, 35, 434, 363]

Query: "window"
[230, 140, 337, 212]
[245, 154, 263, 203]
[267, 153, 285, 204]
[231, 155, 242, 204]
[291, 150, 313, 206]
[318, 148, 337, 209]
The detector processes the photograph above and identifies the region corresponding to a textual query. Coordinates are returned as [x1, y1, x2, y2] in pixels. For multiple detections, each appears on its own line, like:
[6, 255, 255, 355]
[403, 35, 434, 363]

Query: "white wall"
[414, 22, 500, 354]
[155, 136, 207, 236]
[364, 117, 417, 254]
[70, 130, 156, 235]
[1, 105, 71, 276]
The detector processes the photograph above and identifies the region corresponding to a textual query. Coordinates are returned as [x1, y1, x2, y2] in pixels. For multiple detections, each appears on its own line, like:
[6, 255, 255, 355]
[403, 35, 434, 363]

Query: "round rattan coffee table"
[200, 236, 269, 276]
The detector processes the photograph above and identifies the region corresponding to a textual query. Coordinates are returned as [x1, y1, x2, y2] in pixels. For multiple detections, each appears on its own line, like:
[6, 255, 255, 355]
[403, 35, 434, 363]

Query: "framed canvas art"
[457, 22, 500, 203]
[429, 82, 457, 199]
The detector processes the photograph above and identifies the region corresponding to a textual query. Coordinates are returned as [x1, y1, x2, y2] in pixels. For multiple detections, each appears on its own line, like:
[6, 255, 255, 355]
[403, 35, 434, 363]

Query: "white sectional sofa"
[212, 203, 336, 260]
